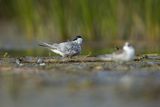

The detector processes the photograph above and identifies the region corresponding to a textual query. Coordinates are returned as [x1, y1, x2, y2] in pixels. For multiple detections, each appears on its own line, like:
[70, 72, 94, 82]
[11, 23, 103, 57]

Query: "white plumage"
[39, 36, 83, 57]
[98, 42, 135, 62]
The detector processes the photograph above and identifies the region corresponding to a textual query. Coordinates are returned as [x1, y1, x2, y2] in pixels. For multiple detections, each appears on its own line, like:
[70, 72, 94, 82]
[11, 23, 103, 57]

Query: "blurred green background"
[0, 0, 160, 56]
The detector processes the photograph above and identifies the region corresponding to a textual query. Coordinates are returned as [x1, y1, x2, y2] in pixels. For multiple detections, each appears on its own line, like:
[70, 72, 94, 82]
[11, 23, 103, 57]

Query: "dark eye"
[128, 44, 131, 47]
[77, 36, 82, 38]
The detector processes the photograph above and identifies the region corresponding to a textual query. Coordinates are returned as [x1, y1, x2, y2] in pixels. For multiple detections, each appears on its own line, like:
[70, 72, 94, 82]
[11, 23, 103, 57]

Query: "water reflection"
[0, 67, 160, 107]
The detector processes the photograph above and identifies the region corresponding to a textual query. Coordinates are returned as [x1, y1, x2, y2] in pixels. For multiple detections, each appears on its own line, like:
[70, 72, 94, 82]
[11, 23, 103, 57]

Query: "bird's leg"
[67, 56, 73, 60]
[61, 55, 71, 61]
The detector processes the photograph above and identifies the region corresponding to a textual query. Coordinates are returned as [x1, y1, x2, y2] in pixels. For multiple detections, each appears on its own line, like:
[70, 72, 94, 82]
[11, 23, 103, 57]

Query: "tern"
[39, 35, 83, 57]
[98, 42, 135, 62]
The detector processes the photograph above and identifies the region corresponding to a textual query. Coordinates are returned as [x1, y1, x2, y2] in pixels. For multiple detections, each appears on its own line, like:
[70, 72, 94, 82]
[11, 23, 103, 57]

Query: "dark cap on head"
[73, 35, 82, 41]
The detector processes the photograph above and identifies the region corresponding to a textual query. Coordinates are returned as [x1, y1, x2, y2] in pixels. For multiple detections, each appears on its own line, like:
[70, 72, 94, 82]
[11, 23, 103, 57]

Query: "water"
[0, 58, 160, 107]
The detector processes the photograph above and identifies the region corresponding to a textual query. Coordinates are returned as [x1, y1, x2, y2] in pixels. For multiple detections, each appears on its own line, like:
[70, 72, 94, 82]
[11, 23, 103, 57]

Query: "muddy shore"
[0, 55, 160, 107]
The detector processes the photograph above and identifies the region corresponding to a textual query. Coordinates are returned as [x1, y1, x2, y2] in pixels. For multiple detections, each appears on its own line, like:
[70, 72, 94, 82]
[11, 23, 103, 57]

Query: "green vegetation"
[0, 0, 160, 54]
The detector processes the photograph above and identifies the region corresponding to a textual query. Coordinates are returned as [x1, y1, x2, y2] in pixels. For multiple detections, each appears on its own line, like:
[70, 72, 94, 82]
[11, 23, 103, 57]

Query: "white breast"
[124, 47, 135, 61]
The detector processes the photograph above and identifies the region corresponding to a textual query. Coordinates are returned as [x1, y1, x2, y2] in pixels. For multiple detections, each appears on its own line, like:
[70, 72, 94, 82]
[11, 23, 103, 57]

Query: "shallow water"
[0, 57, 160, 107]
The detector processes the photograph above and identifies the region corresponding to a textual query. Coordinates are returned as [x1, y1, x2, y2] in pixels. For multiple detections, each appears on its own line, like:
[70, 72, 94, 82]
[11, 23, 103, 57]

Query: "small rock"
[94, 65, 103, 70]
[37, 58, 46, 66]
[39, 63, 46, 66]
[16, 58, 23, 66]
[37, 58, 43, 64]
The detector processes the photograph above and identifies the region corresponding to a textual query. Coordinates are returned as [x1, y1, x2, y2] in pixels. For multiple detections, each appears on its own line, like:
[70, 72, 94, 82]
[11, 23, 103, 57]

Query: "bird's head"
[73, 35, 83, 45]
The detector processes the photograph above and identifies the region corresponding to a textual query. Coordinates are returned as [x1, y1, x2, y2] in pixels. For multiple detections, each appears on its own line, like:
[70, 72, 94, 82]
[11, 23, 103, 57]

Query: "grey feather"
[38, 36, 83, 57]
[39, 42, 57, 49]
[97, 54, 113, 61]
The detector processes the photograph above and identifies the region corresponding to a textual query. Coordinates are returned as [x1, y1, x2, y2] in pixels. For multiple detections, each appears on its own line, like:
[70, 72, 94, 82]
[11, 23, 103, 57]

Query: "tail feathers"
[39, 42, 56, 49]
[97, 54, 113, 61]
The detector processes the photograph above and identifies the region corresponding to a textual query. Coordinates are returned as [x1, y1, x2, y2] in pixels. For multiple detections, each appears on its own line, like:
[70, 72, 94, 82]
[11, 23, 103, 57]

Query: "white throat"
[75, 38, 83, 45]
[123, 45, 135, 59]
